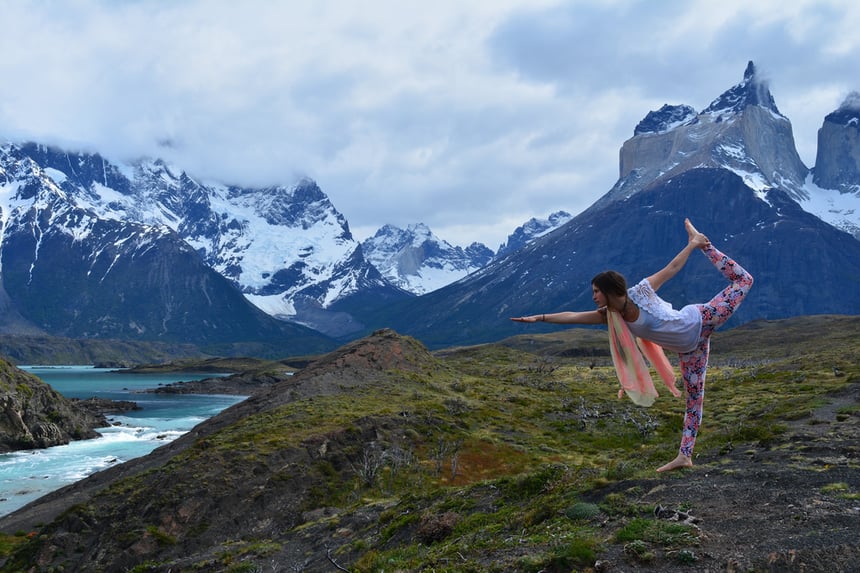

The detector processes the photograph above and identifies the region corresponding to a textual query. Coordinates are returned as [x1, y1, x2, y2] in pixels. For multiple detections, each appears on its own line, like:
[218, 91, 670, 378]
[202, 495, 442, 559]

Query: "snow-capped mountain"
[495, 211, 572, 259]
[361, 223, 493, 295]
[589, 60, 860, 240]
[361, 212, 572, 295]
[348, 61, 860, 348]
[0, 143, 406, 341]
[0, 139, 569, 342]
[593, 61, 809, 212]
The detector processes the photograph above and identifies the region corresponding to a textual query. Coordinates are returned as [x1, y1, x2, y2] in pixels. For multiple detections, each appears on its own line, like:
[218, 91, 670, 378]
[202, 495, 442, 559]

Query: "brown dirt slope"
[584, 379, 860, 573]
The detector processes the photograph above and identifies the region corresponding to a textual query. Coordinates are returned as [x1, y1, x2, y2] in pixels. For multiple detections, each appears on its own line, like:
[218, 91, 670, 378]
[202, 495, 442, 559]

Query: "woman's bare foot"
[684, 218, 709, 249]
[656, 453, 693, 473]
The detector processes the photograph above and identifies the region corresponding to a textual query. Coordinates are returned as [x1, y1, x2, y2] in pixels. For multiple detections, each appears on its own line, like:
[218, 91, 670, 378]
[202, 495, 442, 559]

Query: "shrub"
[623, 539, 655, 562]
[146, 525, 177, 546]
[521, 537, 597, 571]
[565, 502, 601, 521]
[417, 511, 460, 544]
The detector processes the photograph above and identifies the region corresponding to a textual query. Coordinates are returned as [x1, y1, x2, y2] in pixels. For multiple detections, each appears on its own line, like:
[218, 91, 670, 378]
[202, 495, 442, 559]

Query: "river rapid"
[0, 366, 244, 517]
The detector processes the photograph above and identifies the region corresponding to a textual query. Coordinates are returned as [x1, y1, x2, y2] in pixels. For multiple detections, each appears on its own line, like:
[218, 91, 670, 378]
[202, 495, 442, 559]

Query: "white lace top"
[626, 279, 702, 354]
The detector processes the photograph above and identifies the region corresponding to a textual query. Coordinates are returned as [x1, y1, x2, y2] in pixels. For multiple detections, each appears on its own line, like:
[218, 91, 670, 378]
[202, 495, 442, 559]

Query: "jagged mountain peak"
[806, 91, 860, 236]
[496, 210, 572, 258]
[370, 222, 433, 246]
[702, 60, 782, 117]
[362, 223, 493, 295]
[220, 177, 351, 236]
[812, 91, 860, 196]
[14, 142, 134, 197]
[634, 104, 697, 136]
[823, 91, 860, 126]
[593, 60, 808, 208]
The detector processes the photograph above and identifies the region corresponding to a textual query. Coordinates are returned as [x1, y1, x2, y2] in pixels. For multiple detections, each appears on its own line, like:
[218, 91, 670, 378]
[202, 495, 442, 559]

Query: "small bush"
[565, 502, 601, 521]
[417, 511, 460, 544]
[521, 537, 597, 572]
[624, 539, 655, 562]
[616, 517, 697, 547]
[146, 525, 177, 546]
[501, 465, 566, 500]
[600, 492, 638, 516]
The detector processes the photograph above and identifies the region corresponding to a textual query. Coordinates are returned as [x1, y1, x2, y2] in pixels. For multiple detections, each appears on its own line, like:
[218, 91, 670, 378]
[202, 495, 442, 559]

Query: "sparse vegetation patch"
[1, 319, 858, 572]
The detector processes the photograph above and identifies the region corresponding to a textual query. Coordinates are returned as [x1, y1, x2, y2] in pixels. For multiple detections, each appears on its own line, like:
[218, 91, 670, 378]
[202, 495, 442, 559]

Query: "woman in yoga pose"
[511, 218, 754, 472]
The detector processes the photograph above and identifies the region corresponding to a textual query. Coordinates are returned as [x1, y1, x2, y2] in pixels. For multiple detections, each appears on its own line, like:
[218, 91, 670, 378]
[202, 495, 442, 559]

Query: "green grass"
[822, 482, 860, 500]
[615, 517, 698, 546]
[0, 532, 33, 557]
[4, 318, 859, 571]
[338, 325, 858, 570]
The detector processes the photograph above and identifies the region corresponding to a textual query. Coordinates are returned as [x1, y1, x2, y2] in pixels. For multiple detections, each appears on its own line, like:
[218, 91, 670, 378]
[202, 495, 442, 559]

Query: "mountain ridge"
[345, 62, 860, 347]
[0, 144, 338, 354]
[1, 60, 859, 349]
[2, 141, 580, 341]
[360, 223, 493, 295]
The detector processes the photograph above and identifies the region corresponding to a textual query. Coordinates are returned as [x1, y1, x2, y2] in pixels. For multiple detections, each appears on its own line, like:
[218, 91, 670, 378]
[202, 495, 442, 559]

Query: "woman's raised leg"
[698, 244, 754, 336]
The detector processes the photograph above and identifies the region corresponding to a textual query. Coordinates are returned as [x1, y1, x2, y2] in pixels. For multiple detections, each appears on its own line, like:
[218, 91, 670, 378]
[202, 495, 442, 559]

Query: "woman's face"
[591, 283, 607, 307]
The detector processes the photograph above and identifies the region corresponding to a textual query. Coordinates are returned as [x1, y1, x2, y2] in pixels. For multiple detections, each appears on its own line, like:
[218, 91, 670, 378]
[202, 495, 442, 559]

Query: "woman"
[511, 218, 753, 472]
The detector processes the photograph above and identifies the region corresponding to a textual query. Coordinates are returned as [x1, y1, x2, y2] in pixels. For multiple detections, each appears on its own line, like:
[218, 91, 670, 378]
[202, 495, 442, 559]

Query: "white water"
[0, 366, 245, 517]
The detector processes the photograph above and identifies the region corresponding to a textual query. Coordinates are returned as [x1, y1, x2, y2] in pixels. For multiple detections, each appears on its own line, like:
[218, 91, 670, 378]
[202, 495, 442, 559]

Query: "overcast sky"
[1, 0, 858, 249]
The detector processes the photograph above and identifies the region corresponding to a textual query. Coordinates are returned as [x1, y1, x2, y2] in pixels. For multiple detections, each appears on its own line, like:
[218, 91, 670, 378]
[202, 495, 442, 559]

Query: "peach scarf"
[606, 310, 681, 406]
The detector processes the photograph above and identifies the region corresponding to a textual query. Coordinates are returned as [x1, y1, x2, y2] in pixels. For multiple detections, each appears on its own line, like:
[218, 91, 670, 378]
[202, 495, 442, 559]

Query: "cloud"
[1, 0, 858, 249]
[838, 91, 860, 111]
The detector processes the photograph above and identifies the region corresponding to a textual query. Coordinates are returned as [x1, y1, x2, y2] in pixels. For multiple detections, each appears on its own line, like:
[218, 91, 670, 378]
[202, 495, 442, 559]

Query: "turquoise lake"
[0, 366, 245, 517]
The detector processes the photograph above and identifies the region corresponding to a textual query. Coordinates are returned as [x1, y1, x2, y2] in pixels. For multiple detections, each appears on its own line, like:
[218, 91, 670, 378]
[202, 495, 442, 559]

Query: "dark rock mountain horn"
[349, 62, 860, 348]
[1, 60, 858, 351]
[813, 91, 860, 193]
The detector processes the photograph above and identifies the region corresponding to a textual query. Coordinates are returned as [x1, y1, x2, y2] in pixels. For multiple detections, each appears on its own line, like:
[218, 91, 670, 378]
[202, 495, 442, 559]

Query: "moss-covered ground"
[0, 315, 858, 572]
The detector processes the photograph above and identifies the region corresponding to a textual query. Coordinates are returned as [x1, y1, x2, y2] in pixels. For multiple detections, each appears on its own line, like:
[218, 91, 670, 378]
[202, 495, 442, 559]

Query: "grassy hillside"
[0, 316, 858, 572]
[0, 335, 327, 366]
[0, 334, 206, 366]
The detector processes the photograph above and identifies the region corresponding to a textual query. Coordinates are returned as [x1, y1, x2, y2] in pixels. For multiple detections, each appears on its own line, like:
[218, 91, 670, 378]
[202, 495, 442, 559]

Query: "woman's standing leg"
[657, 244, 753, 473]
[676, 339, 709, 459]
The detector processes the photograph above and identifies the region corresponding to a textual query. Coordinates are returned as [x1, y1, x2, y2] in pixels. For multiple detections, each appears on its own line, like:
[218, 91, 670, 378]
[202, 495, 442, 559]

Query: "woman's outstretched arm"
[511, 309, 605, 325]
[646, 218, 710, 292]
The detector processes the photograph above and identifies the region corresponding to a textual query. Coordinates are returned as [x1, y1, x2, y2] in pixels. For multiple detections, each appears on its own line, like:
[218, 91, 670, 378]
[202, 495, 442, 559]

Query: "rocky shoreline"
[0, 358, 145, 454]
[69, 396, 141, 416]
[1, 353, 268, 455]
[144, 370, 296, 396]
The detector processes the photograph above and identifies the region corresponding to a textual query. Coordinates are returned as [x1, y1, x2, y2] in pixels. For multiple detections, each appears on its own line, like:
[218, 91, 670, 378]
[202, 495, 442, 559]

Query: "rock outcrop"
[598, 61, 809, 208]
[0, 358, 107, 452]
[813, 92, 860, 193]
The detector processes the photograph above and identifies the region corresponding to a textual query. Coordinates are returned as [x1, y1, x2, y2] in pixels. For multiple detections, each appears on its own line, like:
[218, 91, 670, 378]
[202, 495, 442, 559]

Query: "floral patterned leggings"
[676, 245, 753, 457]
